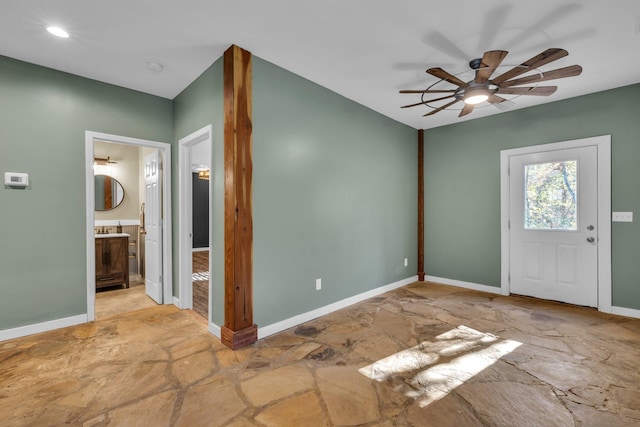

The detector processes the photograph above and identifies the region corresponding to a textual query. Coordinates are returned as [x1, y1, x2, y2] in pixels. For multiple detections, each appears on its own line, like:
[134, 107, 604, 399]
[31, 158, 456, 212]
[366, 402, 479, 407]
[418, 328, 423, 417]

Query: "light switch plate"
[612, 212, 633, 222]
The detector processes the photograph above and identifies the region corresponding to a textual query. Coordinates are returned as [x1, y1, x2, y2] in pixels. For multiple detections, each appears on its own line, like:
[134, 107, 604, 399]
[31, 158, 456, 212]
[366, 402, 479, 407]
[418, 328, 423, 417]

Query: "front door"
[509, 146, 598, 307]
[144, 150, 163, 304]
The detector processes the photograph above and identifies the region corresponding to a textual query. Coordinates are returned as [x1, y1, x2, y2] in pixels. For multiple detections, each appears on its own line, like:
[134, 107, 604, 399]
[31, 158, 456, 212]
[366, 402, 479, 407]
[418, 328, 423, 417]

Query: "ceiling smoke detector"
[146, 61, 164, 73]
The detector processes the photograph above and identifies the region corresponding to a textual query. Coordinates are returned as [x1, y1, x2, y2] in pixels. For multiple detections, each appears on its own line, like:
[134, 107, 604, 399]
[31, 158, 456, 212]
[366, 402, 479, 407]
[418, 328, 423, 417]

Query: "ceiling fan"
[400, 48, 582, 117]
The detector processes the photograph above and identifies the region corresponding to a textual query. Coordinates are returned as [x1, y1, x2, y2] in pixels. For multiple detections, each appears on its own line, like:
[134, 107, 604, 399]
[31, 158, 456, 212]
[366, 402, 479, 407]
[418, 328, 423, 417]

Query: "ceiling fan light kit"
[463, 85, 489, 105]
[400, 48, 582, 118]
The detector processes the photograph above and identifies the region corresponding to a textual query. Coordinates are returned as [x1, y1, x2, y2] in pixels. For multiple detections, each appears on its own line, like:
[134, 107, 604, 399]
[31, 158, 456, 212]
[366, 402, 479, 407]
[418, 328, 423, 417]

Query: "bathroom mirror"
[95, 174, 125, 211]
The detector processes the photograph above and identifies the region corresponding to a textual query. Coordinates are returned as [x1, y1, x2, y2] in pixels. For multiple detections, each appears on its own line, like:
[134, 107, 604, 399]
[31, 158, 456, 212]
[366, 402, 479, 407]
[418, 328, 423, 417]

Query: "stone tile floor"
[1, 282, 640, 426]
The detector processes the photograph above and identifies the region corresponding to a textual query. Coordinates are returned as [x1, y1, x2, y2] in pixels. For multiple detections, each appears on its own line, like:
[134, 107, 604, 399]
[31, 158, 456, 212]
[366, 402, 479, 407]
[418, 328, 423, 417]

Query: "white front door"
[144, 150, 163, 304]
[509, 146, 598, 307]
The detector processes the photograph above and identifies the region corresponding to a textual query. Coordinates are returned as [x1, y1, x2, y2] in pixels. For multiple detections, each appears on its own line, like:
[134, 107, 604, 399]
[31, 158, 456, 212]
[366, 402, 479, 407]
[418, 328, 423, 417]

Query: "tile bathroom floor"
[1, 281, 640, 426]
[95, 278, 157, 320]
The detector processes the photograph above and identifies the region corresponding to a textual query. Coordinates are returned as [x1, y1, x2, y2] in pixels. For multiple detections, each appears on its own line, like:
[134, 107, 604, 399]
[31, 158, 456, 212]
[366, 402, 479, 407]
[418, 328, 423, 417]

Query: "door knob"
[586, 237, 596, 243]
[587, 225, 595, 231]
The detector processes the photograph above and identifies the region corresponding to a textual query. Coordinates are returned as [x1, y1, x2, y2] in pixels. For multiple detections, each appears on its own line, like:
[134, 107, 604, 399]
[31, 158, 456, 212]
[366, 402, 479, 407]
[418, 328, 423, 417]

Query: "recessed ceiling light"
[46, 26, 69, 38]
[146, 61, 164, 73]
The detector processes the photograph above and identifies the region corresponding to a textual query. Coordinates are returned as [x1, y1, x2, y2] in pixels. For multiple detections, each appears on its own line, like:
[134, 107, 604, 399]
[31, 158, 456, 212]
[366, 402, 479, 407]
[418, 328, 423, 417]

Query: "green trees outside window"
[524, 161, 577, 230]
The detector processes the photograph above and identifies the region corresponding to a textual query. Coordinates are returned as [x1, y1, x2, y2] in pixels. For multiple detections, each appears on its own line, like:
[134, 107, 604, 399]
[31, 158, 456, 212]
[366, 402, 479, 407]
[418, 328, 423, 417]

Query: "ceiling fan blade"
[425, 94, 457, 103]
[492, 48, 569, 84]
[427, 68, 468, 87]
[500, 65, 582, 88]
[476, 50, 509, 84]
[497, 86, 558, 96]
[399, 89, 456, 94]
[401, 101, 428, 108]
[423, 99, 460, 116]
[401, 94, 455, 109]
[459, 103, 474, 117]
[488, 94, 507, 104]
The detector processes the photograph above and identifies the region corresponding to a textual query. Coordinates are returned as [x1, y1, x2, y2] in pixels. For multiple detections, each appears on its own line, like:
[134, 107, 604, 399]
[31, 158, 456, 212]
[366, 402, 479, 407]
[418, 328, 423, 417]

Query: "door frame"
[178, 125, 213, 315]
[85, 131, 173, 321]
[500, 135, 611, 312]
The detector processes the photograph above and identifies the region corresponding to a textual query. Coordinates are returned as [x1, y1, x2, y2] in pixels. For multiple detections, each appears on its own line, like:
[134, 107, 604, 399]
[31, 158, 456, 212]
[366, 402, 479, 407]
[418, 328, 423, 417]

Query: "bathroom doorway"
[85, 131, 172, 321]
[179, 125, 213, 323]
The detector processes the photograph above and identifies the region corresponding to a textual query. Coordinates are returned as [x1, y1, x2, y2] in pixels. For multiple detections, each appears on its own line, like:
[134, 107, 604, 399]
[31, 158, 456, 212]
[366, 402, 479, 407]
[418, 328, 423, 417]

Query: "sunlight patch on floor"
[359, 325, 521, 407]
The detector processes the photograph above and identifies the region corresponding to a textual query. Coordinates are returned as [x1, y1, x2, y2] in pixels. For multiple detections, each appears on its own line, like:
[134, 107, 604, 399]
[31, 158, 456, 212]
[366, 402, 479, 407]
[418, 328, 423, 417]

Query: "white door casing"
[509, 146, 598, 306]
[500, 135, 611, 312]
[144, 150, 163, 304]
[85, 131, 172, 321]
[178, 124, 213, 313]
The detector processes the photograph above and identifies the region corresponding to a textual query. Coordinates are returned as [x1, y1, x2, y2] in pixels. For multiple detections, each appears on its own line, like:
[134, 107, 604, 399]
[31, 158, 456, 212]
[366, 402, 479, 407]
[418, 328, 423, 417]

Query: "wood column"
[418, 130, 425, 281]
[221, 45, 257, 349]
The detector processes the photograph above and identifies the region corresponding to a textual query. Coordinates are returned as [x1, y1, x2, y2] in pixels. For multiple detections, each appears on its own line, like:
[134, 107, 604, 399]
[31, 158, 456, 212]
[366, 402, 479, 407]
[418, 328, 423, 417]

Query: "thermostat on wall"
[4, 172, 29, 187]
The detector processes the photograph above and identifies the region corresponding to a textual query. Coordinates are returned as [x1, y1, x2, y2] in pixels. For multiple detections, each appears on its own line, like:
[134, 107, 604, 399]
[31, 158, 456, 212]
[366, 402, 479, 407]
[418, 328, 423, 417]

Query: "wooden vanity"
[95, 234, 129, 289]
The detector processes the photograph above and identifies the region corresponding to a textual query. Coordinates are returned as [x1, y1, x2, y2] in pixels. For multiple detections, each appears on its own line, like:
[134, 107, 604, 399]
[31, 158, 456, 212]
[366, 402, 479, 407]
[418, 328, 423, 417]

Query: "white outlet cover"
[315, 278, 322, 290]
[612, 211, 633, 222]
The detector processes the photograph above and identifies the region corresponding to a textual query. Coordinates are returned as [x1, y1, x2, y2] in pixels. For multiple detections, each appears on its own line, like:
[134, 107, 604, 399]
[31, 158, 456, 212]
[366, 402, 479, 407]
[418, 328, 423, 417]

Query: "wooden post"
[418, 130, 425, 281]
[221, 45, 257, 349]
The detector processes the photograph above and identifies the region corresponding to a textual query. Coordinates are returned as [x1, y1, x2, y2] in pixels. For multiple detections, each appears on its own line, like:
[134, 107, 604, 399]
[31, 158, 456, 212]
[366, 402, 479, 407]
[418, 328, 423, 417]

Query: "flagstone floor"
[2, 282, 640, 426]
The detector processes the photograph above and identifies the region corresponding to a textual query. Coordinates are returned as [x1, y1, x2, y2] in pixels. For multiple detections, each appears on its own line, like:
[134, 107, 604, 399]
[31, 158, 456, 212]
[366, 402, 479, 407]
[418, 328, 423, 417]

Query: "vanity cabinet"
[95, 235, 129, 289]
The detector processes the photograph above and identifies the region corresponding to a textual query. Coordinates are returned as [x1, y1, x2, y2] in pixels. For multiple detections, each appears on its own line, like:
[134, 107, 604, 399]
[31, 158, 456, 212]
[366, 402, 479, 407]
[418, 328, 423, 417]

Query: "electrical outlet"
[404, 258, 408, 267]
[612, 212, 633, 222]
[316, 278, 322, 291]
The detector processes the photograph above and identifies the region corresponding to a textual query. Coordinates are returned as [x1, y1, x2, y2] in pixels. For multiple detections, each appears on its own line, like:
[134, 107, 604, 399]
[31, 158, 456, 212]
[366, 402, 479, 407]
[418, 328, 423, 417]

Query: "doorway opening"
[85, 131, 172, 321]
[179, 125, 213, 323]
[500, 135, 611, 312]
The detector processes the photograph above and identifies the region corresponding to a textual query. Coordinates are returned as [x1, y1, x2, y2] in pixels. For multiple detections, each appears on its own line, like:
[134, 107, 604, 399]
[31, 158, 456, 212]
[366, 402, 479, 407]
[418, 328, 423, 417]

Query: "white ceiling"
[1, 0, 639, 130]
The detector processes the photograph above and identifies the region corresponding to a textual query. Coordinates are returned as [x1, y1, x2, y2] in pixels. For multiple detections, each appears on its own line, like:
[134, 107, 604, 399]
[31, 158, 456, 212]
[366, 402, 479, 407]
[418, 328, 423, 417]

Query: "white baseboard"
[172, 296, 183, 308]
[428, 276, 640, 320]
[192, 247, 210, 253]
[209, 322, 221, 338]
[611, 305, 640, 319]
[425, 275, 504, 295]
[0, 314, 88, 342]
[257, 275, 418, 339]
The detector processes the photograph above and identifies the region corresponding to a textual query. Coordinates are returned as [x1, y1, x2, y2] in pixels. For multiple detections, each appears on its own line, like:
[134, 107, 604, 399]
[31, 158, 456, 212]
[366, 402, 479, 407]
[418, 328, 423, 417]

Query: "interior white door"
[509, 146, 598, 307]
[144, 150, 163, 304]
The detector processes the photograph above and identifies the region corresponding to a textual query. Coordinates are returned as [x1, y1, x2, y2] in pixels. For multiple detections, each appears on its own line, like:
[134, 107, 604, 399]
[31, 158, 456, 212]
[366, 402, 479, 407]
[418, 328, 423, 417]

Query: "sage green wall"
[423, 83, 640, 310]
[0, 56, 173, 330]
[252, 57, 417, 326]
[172, 59, 225, 326]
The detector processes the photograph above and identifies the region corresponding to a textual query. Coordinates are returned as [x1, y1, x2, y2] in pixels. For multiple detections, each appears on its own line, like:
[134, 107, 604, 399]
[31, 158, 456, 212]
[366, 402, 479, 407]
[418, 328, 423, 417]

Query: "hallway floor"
[192, 250, 209, 320]
[1, 282, 639, 426]
[95, 279, 157, 320]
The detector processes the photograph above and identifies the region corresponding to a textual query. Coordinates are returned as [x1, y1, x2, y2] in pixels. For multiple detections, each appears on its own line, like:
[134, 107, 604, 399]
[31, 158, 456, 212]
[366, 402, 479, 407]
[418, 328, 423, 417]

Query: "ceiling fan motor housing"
[469, 57, 484, 70]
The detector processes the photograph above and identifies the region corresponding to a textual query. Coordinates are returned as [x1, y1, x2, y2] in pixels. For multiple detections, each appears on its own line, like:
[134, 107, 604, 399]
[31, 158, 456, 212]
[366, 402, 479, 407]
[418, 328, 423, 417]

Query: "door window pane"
[524, 160, 577, 230]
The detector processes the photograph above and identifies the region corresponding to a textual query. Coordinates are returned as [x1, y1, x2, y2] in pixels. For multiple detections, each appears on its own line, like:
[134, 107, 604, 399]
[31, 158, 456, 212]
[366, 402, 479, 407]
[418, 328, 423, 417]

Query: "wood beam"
[222, 45, 257, 349]
[418, 130, 425, 281]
